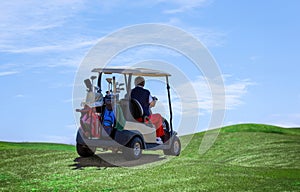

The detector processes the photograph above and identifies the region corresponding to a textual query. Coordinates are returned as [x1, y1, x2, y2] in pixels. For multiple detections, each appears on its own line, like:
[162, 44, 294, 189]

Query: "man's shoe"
[156, 137, 163, 144]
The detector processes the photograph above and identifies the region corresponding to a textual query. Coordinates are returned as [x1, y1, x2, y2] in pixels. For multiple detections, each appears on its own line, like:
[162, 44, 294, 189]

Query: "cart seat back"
[129, 98, 144, 119]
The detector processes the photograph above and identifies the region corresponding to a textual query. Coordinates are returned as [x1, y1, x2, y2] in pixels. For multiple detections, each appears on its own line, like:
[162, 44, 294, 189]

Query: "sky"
[0, 0, 300, 144]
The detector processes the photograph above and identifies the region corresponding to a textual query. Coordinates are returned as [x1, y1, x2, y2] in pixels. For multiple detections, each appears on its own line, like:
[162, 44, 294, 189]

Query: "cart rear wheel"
[76, 143, 96, 157]
[123, 137, 143, 160]
[163, 136, 181, 156]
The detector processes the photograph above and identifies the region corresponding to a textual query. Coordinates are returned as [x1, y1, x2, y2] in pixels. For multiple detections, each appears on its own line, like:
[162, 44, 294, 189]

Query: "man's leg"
[149, 114, 164, 137]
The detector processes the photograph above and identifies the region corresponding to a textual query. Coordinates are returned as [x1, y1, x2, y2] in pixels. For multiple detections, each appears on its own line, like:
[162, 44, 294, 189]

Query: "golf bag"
[101, 94, 116, 137]
[80, 107, 100, 138]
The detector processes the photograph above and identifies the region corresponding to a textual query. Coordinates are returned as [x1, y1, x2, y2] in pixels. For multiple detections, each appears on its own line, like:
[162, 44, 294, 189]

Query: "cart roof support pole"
[97, 72, 102, 92]
[166, 76, 173, 135]
[127, 74, 132, 99]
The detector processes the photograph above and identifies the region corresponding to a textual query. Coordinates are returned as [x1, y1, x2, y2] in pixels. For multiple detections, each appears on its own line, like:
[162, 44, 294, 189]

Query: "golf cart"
[75, 67, 181, 160]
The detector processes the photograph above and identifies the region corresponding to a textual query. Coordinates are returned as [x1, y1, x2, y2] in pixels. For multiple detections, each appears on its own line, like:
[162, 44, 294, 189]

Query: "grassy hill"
[1, 124, 300, 191]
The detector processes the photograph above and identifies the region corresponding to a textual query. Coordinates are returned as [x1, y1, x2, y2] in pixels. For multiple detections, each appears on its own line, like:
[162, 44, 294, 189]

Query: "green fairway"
[1, 124, 300, 191]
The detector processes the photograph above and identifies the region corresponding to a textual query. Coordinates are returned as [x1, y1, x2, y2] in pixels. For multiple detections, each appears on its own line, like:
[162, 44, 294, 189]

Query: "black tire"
[123, 137, 143, 160]
[76, 143, 96, 157]
[163, 136, 181, 156]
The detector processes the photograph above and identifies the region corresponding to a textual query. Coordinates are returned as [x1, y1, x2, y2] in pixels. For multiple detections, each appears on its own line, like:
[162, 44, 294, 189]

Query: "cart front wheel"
[163, 136, 181, 156]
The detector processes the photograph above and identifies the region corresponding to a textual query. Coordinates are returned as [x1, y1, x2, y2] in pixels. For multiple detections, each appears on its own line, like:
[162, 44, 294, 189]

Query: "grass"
[0, 124, 300, 191]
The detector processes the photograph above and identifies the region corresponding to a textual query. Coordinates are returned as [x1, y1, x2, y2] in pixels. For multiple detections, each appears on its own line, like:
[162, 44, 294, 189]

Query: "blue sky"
[1, 0, 300, 144]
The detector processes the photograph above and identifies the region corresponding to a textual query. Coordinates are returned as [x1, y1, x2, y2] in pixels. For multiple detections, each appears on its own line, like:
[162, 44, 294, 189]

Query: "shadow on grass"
[71, 153, 166, 169]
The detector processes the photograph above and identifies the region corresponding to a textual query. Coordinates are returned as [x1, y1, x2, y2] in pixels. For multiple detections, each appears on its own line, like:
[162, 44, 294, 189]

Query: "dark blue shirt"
[131, 86, 151, 117]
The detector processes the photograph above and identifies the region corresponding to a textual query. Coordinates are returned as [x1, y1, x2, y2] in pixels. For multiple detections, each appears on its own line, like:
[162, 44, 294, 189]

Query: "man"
[131, 76, 164, 144]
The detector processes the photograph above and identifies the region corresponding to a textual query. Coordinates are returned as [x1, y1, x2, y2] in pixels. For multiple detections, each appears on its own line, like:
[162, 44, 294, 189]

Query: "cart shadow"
[71, 153, 166, 169]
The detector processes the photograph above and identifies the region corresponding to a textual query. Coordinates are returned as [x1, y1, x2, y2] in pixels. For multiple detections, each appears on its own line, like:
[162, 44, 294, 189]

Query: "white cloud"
[14, 94, 25, 98]
[249, 55, 261, 62]
[44, 135, 75, 145]
[49, 82, 74, 89]
[145, 75, 252, 120]
[174, 76, 253, 116]
[263, 113, 300, 128]
[4, 45, 61, 54]
[225, 79, 254, 109]
[88, 0, 212, 14]
[0, 71, 20, 77]
[188, 28, 227, 47]
[2, 39, 97, 54]
[62, 98, 72, 103]
[109, 46, 182, 67]
[0, 0, 84, 30]
[224, 113, 300, 128]
[157, 0, 212, 14]
[162, 19, 227, 48]
[0, 0, 87, 53]
[0, 63, 20, 70]
[0, 0, 217, 53]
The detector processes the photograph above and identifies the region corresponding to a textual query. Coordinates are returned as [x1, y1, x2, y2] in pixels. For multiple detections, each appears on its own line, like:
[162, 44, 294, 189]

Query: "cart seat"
[129, 98, 144, 120]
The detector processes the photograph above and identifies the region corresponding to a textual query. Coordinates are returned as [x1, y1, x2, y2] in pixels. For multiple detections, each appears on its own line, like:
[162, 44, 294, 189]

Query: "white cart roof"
[92, 67, 171, 77]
